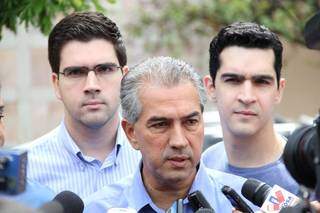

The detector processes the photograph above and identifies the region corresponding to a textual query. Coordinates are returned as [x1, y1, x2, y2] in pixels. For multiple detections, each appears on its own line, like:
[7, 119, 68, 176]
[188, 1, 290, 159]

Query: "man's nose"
[237, 81, 256, 105]
[83, 71, 101, 94]
[168, 124, 188, 149]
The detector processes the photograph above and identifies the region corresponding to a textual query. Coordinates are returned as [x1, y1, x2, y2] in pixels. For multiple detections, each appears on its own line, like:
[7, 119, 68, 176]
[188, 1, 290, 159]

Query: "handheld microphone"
[221, 185, 254, 213]
[43, 191, 84, 213]
[241, 179, 300, 212]
[169, 199, 183, 213]
[187, 190, 214, 212]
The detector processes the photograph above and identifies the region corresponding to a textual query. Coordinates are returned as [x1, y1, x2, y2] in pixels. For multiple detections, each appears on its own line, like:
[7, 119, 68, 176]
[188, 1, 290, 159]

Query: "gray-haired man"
[84, 56, 258, 212]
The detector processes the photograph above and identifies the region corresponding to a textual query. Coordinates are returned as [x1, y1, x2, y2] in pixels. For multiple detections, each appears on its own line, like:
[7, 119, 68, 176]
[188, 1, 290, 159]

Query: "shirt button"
[80, 164, 85, 171]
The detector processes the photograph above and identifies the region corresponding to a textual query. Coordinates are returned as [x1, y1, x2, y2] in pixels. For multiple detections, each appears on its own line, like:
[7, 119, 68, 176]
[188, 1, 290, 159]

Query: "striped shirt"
[21, 120, 141, 199]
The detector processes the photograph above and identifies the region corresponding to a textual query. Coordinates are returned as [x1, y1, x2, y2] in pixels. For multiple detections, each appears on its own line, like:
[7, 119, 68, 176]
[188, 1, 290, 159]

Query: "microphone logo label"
[261, 185, 298, 212]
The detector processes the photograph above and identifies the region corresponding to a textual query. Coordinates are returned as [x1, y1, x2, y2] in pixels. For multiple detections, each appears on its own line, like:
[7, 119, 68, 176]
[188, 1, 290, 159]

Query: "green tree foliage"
[129, 0, 319, 55]
[0, 0, 116, 40]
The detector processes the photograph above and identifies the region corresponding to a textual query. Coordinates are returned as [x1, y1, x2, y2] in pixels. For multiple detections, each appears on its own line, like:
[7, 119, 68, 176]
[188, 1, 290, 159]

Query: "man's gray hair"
[120, 56, 207, 123]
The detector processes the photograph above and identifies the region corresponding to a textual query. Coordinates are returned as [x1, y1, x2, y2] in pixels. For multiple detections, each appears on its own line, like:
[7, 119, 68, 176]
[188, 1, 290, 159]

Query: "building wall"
[1, 7, 320, 145]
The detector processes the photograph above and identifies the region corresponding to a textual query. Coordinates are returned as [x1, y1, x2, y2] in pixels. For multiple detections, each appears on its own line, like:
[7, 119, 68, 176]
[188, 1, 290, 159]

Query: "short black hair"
[209, 22, 283, 87]
[48, 11, 127, 73]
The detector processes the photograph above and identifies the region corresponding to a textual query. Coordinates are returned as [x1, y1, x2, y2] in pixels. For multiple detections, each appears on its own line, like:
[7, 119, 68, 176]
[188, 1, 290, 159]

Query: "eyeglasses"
[59, 63, 122, 80]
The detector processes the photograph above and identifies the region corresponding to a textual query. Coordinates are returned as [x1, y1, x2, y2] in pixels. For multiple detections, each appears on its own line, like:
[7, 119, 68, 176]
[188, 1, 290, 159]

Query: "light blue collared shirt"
[21, 120, 141, 199]
[84, 162, 258, 212]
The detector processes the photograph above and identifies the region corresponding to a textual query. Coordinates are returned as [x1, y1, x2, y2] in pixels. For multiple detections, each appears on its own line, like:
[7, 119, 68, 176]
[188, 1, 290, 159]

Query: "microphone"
[241, 179, 300, 212]
[187, 190, 214, 212]
[221, 185, 254, 213]
[169, 199, 183, 213]
[40, 191, 84, 213]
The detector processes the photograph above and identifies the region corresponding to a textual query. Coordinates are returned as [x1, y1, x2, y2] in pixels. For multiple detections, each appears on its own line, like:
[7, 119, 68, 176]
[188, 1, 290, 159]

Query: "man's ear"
[121, 119, 140, 150]
[203, 75, 216, 102]
[121, 65, 129, 76]
[275, 78, 286, 104]
[52, 73, 62, 100]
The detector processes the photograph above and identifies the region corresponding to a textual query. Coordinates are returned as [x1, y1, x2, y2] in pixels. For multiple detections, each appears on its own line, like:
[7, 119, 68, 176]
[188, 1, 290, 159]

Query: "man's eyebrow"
[147, 111, 201, 123]
[147, 116, 168, 123]
[252, 74, 275, 81]
[221, 73, 275, 81]
[220, 73, 244, 80]
[183, 111, 201, 119]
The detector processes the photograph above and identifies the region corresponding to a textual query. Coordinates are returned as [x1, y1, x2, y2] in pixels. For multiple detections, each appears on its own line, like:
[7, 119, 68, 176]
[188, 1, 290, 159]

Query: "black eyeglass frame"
[58, 62, 123, 79]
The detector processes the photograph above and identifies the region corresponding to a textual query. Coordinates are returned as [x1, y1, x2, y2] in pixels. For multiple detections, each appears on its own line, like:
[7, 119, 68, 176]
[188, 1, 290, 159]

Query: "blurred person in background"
[0, 84, 55, 208]
[202, 22, 299, 194]
[21, 12, 141, 199]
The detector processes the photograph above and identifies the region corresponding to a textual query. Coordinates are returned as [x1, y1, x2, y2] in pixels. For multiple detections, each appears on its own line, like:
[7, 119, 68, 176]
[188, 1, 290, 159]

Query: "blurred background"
[0, 0, 320, 145]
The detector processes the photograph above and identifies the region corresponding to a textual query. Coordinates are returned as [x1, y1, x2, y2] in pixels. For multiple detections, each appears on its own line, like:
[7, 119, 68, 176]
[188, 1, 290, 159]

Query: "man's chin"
[80, 117, 110, 129]
[162, 170, 195, 184]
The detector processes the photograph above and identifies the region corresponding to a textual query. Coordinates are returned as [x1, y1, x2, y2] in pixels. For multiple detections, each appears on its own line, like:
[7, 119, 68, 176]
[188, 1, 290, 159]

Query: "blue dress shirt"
[20, 120, 141, 199]
[84, 162, 258, 212]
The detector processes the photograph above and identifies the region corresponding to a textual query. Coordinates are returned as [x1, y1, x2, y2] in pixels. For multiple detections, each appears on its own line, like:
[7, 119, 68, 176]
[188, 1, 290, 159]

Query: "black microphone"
[241, 179, 300, 212]
[187, 190, 214, 212]
[221, 185, 254, 213]
[169, 199, 183, 213]
[241, 179, 271, 207]
[48, 191, 84, 213]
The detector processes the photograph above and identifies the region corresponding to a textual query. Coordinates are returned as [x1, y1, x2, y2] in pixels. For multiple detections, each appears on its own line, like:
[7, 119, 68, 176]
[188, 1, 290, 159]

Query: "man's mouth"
[168, 155, 189, 168]
[234, 110, 257, 116]
[83, 100, 104, 109]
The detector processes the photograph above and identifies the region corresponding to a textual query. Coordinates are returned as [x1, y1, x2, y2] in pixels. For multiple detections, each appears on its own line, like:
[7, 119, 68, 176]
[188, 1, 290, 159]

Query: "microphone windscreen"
[38, 201, 63, 213]
[241, 178, 271, 207]
[53, 191, 84, 213]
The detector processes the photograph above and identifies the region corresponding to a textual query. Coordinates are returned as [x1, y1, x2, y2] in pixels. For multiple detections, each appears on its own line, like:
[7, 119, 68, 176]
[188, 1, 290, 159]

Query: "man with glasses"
[21, 12, 141, 199]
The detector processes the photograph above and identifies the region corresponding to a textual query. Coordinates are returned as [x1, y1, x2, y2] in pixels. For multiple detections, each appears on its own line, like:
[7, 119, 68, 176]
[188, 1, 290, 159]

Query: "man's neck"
[142, 169, 196, 210]
[223, 125, 285, 168]
[64, 114, 120, 162]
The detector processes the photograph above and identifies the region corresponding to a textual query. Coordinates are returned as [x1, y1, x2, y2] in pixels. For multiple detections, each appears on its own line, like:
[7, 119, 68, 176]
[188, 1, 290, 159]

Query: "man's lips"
[82, 100, 105, 109]
[234, 110, 257, 116]
[167, 155, 189, 168]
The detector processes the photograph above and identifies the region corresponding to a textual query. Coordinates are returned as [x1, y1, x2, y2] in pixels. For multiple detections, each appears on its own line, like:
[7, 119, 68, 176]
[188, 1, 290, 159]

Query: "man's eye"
[254, 79, 271, 85]
[150, 122, 168, 129]
[224, 78, 241, 84]
[65, 68, 87, 77]
[185, 119, 199, 127]
[95, 64, 116, 74]
[0, 115, 4, 121]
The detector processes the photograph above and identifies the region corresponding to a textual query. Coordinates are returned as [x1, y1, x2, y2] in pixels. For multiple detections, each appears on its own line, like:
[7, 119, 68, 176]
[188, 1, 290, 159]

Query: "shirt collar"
[58, 119, 124, 164]
[187, 163, 214, 205]
[123, 162, 156, 211]
[123, 162, 212, 212]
